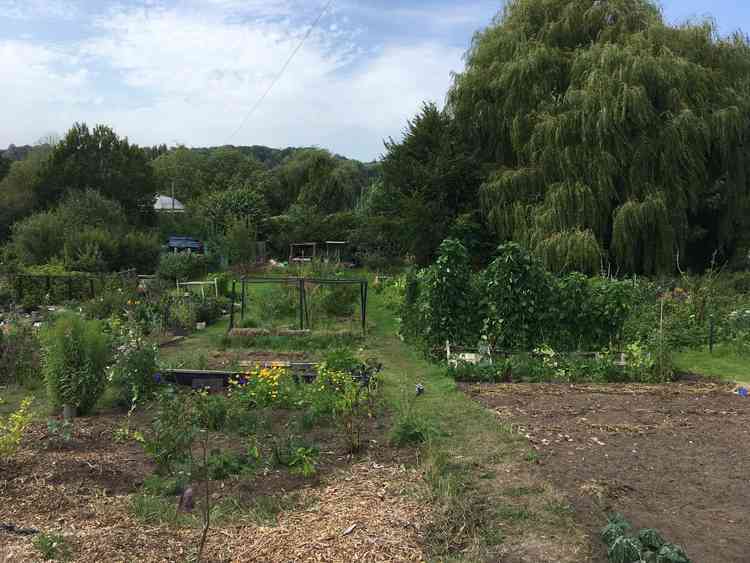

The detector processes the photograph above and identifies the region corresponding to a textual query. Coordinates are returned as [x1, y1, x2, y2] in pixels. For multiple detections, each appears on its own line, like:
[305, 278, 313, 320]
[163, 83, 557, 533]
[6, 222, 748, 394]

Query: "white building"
[154, 194, 185, 213]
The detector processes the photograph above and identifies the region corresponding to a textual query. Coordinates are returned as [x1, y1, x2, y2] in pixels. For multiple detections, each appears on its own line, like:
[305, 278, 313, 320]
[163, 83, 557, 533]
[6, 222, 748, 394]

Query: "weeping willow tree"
[449, 0, 750, 274]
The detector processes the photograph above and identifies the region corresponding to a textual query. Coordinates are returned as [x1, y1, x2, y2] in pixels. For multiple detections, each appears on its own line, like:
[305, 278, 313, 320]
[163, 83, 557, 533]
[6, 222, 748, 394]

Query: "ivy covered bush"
[402, 239, 637, 357]
[42, 314, 111, 416]
[401, 239, 482, 358]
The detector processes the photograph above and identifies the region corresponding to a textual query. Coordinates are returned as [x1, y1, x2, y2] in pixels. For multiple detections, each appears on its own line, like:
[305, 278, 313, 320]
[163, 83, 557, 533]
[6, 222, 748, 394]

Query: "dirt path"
[464, 381, 750, 563]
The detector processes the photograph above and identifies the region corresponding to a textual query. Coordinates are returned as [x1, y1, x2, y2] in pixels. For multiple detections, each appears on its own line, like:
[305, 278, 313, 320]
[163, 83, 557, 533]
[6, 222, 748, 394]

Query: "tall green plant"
[413, 239, 481, 355]
[481, 243, 553, 350]
[42, 314, 110, 415]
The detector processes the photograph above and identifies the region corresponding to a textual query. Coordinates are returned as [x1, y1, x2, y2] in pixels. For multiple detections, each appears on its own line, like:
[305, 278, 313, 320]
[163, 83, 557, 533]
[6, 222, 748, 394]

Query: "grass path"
[674, 345, 750, 385]
[364, 291, 591, 562]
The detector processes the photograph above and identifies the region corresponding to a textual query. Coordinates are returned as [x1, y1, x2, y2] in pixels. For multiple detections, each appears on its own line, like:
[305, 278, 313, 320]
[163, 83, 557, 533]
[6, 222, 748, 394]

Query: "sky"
[1, 0, 748, 162]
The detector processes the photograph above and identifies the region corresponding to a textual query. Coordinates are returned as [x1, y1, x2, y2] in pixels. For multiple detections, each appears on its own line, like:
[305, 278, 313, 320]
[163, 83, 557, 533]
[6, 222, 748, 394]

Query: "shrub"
[42, 315, 110, 416]
[157, 252, 209, 282]
[0, 397, 34, 458]
[109, 324, 159, 407]
[196, 392, 228, 431]
[322, 348, 361, 374]
[0, 321, 40, 387]
[118, 231, 161, 274]
[143, 389, 199, 475]
[401, 240, 481, 357]
[81, 289, 131, 320]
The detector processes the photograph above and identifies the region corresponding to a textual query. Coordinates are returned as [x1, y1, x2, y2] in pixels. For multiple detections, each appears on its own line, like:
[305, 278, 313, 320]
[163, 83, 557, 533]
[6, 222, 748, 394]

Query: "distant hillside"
[204, 145, 380, 175]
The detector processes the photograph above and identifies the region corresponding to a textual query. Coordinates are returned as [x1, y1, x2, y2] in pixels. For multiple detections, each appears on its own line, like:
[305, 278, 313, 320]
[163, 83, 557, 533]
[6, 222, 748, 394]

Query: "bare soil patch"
[462, 380, 750, 563]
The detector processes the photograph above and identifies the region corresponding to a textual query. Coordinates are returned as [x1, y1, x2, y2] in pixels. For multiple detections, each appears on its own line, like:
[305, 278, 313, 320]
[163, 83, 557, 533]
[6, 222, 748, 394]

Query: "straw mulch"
[1, 460, 428, 562]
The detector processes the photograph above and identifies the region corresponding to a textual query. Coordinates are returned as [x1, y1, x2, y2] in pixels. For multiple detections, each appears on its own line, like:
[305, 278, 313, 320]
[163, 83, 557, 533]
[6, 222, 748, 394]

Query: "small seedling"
[33, 532, 72, 561]
[46, 419, 74, 445]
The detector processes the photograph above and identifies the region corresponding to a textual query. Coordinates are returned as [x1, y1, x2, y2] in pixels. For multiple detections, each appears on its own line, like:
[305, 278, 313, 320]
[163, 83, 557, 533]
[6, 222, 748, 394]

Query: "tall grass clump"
[42, 314, 110, 416]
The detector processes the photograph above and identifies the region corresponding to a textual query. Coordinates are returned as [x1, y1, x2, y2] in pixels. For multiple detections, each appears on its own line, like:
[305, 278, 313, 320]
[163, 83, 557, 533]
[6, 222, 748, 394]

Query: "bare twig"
[197, 430, 211, 562]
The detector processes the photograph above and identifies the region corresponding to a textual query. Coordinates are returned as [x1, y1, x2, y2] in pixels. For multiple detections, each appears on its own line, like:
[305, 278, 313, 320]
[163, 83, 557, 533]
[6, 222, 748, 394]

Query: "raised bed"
[158, 363, 319, 389]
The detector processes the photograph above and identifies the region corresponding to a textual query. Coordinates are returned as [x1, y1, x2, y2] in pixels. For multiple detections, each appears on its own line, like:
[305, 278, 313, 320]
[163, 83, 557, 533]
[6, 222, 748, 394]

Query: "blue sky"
[1, 0, 748, 161]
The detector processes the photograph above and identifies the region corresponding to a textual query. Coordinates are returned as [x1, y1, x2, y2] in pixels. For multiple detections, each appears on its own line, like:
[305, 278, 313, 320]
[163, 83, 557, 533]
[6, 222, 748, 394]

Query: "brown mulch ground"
[462, 380, 750, 563]
[0, 413, 427, 562]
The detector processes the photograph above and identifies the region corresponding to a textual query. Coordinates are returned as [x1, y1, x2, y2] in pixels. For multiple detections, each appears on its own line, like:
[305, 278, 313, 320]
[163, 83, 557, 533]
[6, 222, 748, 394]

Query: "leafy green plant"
[42, 314, 110, 416]
[601, 514, 691, 563]
[608, 536, 643, 563]
[195, 392, 229, 431]
[481, 242, 554, 351]
[322, 348, 361, 374]
[287, 446, 319, 477]
[403, 239, 482, 357]
[143, 389, 199, 475]
[109, 323, 159, 407]
[170, 297, 198, 333]
[157, 252, 209, 283]
[46, 418, 74, 446]
[446, 360, 511, 383]
[0, 397, 34, 458]
[33, 532, 72, 561]
[206, 448, 251, 479]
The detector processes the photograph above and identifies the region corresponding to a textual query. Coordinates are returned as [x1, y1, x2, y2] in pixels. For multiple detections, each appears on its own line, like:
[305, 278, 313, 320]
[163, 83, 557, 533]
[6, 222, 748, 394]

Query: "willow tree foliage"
[448, 0, 750, 274]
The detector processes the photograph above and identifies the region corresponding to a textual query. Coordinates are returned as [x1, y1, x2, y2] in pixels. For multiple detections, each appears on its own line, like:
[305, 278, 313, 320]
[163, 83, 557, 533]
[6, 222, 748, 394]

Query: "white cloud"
[0, 2, 465, 160]
[0, 0, 79, 20]
[0, 40, 96, 142]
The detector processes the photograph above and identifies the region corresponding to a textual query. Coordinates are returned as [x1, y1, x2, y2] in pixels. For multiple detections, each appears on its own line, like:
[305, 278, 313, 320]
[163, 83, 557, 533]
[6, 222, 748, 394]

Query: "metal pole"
[298, 278, 305, 330]
[229, 281, 236, 330]
[241, 279, 246, 321]
[89, 278, 95, 299]
[360, 281, 366, 336]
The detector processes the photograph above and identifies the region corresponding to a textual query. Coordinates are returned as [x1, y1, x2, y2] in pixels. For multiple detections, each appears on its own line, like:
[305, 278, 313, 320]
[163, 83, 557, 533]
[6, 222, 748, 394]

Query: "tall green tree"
[448, 0, 750, 274]
[35, 123, 157, 221]
[0, 146, 52, 241]
[377, 103, 481, 264]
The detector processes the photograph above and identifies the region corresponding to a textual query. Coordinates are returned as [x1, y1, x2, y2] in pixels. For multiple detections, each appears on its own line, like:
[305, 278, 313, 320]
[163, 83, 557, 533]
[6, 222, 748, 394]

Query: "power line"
[224, 0, 335, 143]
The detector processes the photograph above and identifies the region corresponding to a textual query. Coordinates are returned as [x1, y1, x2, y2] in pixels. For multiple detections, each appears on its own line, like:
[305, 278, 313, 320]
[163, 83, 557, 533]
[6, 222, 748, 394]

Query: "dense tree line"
[0, 123, 377, 273]
[2, 0, 749, 276]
